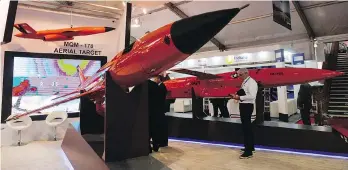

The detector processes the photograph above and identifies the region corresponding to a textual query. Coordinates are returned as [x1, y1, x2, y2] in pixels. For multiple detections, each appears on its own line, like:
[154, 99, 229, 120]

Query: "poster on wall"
[292, 53, 305, 65]
[272, 0, 292, 30]
[275, 49, 284, 62]
[225, 54, 252, 65]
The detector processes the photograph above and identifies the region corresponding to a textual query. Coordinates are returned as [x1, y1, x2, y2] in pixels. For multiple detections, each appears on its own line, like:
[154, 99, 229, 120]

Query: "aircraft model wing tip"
[169, 68, 221, 80]
[240, 4, 250, 10]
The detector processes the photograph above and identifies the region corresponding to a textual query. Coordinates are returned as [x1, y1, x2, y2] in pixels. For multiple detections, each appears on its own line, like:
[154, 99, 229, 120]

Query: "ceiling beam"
[28, 1, 121, 16]
[196, 33, 309, 54]
[72, 1, 122, 11]
[132, 1, 192, 18]
[18, 3, 119, 20]
[292, 1, 315, 40]
[164, 2, 226, 51]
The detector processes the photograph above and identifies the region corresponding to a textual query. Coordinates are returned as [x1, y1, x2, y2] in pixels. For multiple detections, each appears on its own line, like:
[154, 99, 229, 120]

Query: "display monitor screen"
[11, 57, 101, 115]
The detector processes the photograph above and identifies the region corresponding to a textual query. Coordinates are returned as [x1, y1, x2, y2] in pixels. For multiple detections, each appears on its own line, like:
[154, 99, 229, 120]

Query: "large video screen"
[11, 57, 101, 115]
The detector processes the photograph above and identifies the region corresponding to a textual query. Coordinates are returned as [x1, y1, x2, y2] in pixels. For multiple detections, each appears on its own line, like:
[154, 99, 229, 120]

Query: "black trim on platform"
[264, 112, 271, 121]
[166, 113, 348, 154]
[2, 1, 18, 44]
[1, 51, 107, 123]
[125, 2, 132, 48]
[279, 113, 289, 122]
[191, 87, 208, 119]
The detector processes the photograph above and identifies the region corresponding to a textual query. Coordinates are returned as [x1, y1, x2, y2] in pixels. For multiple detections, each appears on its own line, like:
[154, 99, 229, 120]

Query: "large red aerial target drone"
[165, 68, 343, 99]
[6, 4, 250, 121]
[6, 4, 344, 121]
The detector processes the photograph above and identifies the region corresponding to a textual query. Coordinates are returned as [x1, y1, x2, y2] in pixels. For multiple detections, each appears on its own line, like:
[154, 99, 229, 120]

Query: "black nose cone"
[171, 8, 241, 54]
[105, 27, 115, 32]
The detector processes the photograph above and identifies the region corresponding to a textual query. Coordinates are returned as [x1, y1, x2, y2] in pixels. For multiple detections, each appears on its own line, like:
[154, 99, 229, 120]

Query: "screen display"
[11, 57, 101, 115]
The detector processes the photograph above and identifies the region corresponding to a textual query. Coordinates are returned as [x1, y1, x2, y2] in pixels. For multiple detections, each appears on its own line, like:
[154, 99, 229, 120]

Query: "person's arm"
[239, 80, 258, 101]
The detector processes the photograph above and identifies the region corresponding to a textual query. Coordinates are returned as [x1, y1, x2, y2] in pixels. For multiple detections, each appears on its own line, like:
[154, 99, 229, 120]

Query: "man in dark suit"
[154, 75, 169, 147]
[147, 79, 161, 152]
[209, 98, 230, 118]
[297, 83, 312, 125]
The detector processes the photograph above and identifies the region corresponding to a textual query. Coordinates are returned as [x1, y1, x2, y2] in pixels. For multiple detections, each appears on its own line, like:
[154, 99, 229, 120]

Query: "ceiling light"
[142, 8, 147, 14]
[131, 18, 141, 28]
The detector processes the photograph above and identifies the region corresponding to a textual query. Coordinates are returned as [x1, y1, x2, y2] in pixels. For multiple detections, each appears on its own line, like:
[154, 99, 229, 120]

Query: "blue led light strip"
[168, 137, 348, 160]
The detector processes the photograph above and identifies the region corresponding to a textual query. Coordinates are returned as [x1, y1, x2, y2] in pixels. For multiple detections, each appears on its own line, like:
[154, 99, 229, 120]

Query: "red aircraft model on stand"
[5, 5, 249, 121]
[164, 68, 344, 99]
[13, 23, 115, 41]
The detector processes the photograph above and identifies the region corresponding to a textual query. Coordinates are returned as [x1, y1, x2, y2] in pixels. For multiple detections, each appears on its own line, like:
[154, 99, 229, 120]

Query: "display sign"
[272, 0, 292, 30]
[11, 56, 101, 114]
[225, 54, 252, 64]
[292, 53, 305, 65]
[197, 58, 207, 66]
[54, 41, 102, 56]
[275, 49, 284, 62]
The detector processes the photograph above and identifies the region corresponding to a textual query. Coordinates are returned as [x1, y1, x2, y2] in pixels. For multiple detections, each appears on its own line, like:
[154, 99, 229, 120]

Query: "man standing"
[156, 75, 169, 147]
[209, 98, 230, 118]
[297, 83, 312, 125]
[147, 79, 161, 152]
[230, 68, 258, 159]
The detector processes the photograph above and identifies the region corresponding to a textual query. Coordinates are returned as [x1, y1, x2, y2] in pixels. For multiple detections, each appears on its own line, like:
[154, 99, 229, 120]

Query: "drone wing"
[5, 86, 103, 122]
[170, 68, 222, 80]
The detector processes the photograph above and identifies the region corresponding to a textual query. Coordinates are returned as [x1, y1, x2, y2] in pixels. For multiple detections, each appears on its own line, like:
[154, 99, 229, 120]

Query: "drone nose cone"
[334, 71, 345, 77]
[170, 7, 243, 54]
[321, 70, 344, 79]
[105, 27, 115, 32]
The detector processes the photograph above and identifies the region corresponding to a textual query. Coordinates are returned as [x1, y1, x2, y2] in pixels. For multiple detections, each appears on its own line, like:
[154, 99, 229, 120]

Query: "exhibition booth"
[1, 1, 348, 169]
[169, 47, 323, 121]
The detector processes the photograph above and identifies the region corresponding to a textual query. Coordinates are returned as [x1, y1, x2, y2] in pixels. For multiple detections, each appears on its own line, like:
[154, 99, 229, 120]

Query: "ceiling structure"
[17, 1, 348, 53]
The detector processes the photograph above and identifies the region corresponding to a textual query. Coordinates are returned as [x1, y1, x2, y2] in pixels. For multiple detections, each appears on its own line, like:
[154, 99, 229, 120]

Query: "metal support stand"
[18, 130, 22, 146]
[54, 126, 57, 141]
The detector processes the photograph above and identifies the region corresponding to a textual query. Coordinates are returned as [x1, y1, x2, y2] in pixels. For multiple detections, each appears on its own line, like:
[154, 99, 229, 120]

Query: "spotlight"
[142, 8, 147, 14]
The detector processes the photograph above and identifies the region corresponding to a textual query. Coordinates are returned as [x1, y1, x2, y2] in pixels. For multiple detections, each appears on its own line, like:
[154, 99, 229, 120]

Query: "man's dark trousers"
[239, 103, 255, 152]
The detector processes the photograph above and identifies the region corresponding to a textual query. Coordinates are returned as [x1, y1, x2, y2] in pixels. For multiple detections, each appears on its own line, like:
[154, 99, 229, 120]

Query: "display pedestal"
[276, 62, 289, 122]
[104, 71, 149, 162]
[254, 86, 265, 124]
[61, 124, 109, 170]
[80, 92, 104, 135]
[191, 87, 208, 119]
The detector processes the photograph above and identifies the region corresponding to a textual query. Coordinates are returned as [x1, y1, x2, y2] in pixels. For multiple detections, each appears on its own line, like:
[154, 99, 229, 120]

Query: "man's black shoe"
[240, 148, 255, 153]
[159, 143, 168, 147]
[239, 152, 253, 159]
[153, 144, 159, 152]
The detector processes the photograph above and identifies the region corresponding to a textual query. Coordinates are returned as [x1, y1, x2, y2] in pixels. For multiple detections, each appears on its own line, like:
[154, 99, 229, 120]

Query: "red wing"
[78, 59, 117, 90]
[170, 68, 222, 80]
[5, 87, 103, 122]
[51, 89, 80, 101]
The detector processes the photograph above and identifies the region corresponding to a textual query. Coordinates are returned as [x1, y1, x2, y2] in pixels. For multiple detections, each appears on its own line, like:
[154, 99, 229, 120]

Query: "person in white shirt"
[230, 68, 258, 159]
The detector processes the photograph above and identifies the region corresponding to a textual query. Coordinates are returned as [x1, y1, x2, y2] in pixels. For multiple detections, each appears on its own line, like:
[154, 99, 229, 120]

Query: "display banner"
[53, 41, 102, 56]
[197, 58, 207, 66]
[292, 53, 305, 65]
[272, 0, 292, 30]
[275, 49, 284, 62]
[225, 54, 252, 64]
